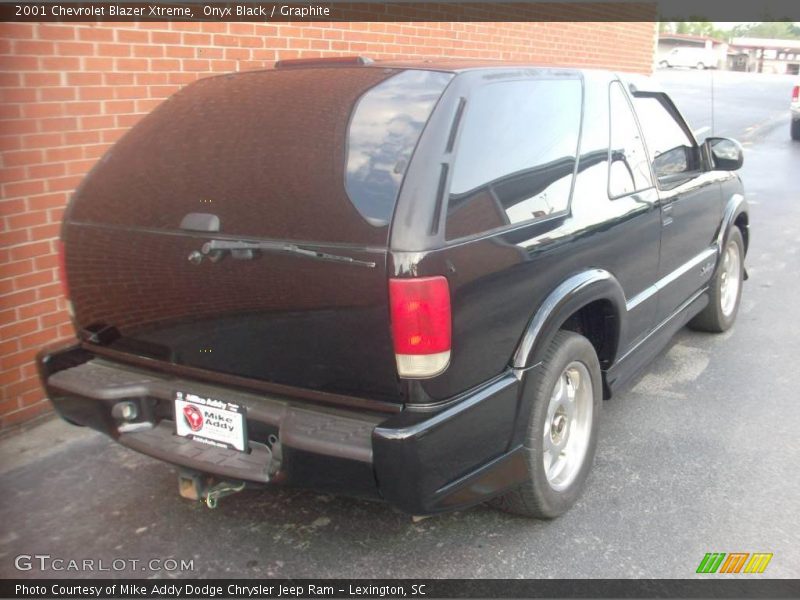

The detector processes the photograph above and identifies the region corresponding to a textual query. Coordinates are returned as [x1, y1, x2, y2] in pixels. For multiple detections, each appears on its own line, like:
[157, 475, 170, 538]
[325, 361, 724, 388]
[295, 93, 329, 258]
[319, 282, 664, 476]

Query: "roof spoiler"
[274, 56, 374, 69]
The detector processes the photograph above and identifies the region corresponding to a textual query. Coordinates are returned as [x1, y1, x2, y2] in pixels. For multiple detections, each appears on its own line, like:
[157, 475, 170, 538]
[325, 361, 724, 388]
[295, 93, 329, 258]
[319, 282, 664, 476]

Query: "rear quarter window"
[445, 77, 583, 241]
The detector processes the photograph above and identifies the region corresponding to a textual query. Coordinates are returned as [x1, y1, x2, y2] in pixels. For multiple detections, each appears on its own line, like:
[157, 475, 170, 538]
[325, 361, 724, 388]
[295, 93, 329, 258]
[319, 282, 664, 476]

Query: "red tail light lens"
[389, 276, 451, 378]
[793, 85, 799, 102]
[57, 240, 69, 299]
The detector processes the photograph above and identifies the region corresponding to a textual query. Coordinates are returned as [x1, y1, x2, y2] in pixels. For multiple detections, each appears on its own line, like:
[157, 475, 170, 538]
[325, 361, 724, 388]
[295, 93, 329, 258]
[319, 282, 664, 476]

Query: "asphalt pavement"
[1, 70, 798, 579]
[654, 68, 796, 141]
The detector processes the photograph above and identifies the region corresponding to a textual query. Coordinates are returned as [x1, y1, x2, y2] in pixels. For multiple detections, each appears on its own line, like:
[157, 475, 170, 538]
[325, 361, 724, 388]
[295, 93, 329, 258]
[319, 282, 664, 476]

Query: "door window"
[608, 82, 653, 198]
[632, 94, 700, 187]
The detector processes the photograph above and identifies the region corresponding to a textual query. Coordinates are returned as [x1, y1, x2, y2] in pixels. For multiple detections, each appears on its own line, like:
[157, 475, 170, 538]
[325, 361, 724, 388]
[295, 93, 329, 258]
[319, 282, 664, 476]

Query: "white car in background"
[792, 82, 800, 140]
[659, 47, 719, 70]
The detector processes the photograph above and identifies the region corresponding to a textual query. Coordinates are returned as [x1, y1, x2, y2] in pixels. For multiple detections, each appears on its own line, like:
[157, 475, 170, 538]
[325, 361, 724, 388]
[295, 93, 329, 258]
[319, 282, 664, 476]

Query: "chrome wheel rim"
[719, 241, 741, 318]
[543, 361, 593, 491]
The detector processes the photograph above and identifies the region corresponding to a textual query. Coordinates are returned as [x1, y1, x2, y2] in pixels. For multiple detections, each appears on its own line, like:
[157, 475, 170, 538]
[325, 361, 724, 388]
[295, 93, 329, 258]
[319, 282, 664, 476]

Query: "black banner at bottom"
[1, 579, 799, 599]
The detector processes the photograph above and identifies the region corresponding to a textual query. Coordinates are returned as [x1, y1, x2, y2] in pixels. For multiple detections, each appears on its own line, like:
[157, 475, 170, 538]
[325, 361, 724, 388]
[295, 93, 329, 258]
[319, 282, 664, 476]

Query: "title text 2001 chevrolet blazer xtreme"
[38, 58, 748, 518]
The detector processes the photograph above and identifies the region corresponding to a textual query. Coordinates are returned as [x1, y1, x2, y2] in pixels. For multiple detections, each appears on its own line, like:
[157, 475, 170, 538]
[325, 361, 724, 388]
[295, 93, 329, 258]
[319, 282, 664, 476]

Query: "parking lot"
[1, 70, 798, 579]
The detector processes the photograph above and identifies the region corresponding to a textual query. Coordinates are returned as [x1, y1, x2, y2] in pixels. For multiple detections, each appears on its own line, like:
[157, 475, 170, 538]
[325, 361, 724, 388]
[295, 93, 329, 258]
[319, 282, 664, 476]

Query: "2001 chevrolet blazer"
[38, 57, 748, 518]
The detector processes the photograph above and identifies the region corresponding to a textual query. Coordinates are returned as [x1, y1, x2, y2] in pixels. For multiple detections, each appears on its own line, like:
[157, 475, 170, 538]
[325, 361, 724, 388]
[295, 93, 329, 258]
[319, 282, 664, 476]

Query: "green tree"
[662, 21, 726, 40]
[731, 22, 800, 40]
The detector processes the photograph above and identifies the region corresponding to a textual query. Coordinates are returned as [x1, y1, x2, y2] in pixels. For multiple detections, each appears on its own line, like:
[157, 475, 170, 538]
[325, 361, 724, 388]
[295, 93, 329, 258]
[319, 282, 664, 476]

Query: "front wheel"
[659, 60, 669, 69]
[696, 62, 706, 70]
[791, 119, 800, 141]
[491, 331, 602, 519]
[689, 228, 744, 332]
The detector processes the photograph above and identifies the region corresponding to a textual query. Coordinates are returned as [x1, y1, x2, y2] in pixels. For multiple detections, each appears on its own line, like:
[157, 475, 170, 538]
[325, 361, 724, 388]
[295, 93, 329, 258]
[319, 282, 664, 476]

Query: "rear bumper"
[38, 343, 532, 515]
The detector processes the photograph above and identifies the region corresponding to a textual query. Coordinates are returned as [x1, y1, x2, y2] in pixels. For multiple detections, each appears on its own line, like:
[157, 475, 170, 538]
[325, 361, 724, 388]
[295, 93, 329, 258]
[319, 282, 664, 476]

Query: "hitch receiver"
[178, 470, 246, 509]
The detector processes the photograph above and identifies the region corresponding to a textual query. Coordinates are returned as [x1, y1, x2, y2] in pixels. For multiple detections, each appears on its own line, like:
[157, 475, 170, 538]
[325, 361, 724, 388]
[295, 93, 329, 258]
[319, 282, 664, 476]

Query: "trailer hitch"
[178, 470, 246, 509]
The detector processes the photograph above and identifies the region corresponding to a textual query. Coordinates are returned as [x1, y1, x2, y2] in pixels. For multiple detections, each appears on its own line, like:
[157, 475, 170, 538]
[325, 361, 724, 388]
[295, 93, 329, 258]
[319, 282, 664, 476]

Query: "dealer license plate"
[174, 391, 247, 452]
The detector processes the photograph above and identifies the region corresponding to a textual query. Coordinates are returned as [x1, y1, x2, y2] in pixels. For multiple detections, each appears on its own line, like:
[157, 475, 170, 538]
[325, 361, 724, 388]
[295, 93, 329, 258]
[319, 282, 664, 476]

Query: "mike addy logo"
[182, 404, 204, 432]
[696, 552, 773, 574]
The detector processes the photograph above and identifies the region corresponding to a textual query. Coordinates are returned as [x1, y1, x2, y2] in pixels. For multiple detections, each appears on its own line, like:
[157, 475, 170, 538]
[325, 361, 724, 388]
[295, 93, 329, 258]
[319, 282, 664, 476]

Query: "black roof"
[273, 55, 589, 74]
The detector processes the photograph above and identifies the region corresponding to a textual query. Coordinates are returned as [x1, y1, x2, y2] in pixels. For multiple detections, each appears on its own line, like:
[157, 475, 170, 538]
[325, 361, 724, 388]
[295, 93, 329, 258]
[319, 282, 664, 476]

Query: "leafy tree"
[662, 21, 800, 42]
[660, 21, 726, 40]
[730, 21, 800, 40]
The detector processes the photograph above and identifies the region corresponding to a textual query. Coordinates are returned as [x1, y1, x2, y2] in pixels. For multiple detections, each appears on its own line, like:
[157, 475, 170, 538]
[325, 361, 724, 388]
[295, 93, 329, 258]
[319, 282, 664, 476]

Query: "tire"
[696, 62, 706, 70]
[490, 330, 602, 519]
[689, 227, 745, 332]
[659, 61, 669, 69]
[791, 119, 800, 141]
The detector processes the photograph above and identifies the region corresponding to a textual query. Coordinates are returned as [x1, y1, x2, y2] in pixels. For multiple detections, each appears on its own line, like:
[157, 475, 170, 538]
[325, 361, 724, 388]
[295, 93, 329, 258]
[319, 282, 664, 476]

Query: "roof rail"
[274, 56, 374, 69]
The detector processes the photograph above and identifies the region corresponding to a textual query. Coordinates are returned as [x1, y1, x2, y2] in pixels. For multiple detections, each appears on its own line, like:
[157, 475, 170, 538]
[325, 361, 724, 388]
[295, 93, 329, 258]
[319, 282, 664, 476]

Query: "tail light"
[389, 276, 451, 378]
[57, 240, 69, 299]
[793, 85, 799, 103]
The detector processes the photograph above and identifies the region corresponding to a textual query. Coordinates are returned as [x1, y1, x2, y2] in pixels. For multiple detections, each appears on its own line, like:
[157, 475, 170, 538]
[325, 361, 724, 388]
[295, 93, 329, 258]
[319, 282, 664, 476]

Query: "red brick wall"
[0, 20, 657, 430]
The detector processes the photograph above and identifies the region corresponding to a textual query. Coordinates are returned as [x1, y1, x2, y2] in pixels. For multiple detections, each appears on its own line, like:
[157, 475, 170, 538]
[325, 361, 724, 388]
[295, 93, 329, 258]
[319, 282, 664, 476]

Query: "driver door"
[631, 92, 723, 321]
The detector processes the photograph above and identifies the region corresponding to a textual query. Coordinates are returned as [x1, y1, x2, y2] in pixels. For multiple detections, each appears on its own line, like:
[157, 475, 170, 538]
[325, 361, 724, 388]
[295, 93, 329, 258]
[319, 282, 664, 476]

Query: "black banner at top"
[3, 0, 800, 22]
[3, 2, 653, 23]
[2, 579, 800, 599]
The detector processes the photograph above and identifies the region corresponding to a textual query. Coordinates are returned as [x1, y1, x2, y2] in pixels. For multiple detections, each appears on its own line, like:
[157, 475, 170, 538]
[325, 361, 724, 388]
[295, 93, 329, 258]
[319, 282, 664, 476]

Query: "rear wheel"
[659, 60, 669, 69]
[491, 331, 601, 519]
[696, 62, 706, 70]
[791, 119, 800, 141]
[690, 228, 744, 332]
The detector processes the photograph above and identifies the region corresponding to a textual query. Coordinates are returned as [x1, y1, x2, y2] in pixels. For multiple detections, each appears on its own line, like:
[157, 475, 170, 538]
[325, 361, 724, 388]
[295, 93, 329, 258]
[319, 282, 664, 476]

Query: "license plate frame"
[174, 391, 248, 452]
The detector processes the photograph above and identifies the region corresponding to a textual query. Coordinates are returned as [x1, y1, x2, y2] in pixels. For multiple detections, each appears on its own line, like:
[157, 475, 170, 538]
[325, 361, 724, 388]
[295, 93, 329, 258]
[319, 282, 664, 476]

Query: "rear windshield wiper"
[196, 239, 377, 268]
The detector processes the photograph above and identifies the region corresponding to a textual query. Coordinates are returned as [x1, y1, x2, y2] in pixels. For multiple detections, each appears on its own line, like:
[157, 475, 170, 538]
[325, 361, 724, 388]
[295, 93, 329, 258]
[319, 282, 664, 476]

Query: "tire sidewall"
[523, 332, 602, 517]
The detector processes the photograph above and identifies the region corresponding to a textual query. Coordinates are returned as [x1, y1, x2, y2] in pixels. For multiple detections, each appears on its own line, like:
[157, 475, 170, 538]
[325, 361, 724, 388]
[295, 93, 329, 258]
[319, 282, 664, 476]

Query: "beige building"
[729, 37, 800, 75]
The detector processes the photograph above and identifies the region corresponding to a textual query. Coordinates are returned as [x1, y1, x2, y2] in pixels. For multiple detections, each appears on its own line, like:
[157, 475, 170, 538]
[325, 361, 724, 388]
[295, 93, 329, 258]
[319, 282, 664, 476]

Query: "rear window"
[70, 68, 452, 245]
[346, 70, 453, 226]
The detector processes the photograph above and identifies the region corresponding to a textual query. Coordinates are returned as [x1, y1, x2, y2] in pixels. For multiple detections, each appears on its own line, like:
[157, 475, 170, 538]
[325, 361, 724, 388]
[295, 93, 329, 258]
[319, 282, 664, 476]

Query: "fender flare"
[717, 193, 748, 254]
[511, 269, 627, 370]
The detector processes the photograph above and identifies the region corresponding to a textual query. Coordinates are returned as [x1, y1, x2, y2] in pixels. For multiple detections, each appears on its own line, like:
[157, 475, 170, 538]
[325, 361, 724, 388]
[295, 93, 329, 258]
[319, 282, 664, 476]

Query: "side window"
[445, 78, 582, 241]
[632, 94, 699, 185]
[608, 82, 652, 198]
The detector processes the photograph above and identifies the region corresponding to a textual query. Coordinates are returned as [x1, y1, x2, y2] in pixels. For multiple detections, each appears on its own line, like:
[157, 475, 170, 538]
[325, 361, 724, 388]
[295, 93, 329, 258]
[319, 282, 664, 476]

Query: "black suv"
[38, 58, 748, 518]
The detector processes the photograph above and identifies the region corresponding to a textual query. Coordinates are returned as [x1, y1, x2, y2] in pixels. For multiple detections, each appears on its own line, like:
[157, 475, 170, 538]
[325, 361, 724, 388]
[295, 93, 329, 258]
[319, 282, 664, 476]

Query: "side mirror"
[705, 137, 743, 171]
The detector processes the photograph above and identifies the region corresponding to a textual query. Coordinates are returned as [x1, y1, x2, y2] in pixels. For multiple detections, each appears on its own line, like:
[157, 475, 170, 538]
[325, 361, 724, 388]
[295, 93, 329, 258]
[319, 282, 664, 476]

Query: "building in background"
[0, 19, 657, 430]
[728, 37, 800, 74]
